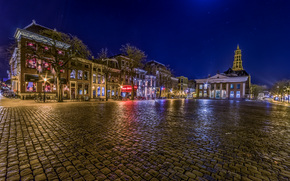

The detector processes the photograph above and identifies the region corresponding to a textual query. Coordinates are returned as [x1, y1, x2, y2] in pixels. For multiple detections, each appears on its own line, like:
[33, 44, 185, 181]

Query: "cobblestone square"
[0, 99, 290, 180]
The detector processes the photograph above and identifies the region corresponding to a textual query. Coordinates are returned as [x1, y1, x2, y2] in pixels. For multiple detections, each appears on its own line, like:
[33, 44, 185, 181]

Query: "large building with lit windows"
[9, 21, 181, 100]
[195, 45, 251, 99]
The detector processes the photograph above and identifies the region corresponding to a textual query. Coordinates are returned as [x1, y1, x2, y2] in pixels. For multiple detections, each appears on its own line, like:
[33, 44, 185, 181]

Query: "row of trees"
[270, 80, 290, 102]
[251, 80, 290, 101]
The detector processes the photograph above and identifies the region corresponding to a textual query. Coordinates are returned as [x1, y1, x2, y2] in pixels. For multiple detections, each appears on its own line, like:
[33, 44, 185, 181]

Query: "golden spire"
[232, 44, 243, 71]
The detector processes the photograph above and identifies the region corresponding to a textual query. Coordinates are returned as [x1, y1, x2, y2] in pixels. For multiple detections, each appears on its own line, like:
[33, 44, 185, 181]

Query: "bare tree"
[97, 48, 112, 101]
[22, 29, 91, 102]
[120, 44, 146, 100]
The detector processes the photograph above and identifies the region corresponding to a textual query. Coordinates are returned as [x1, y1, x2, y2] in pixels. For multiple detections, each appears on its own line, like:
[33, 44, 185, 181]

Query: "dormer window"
[27, 42, 36, 50]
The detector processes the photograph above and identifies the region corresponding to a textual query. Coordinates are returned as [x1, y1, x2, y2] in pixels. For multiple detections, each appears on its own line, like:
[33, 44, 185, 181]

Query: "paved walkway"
[0, 97, 290, 180]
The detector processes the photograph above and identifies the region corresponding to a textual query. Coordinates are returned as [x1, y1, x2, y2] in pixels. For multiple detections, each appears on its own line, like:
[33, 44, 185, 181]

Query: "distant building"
[176, 76, 188, 97]
[195, 45, 251, 99]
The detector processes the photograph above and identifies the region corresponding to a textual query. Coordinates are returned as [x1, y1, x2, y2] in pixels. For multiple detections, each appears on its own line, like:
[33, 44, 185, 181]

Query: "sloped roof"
[24, 20, 52, 34]
[224, 68, 249, 76]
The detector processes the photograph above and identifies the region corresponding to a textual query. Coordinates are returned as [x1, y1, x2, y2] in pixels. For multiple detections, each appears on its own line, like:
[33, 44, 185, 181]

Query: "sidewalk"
[267, 99, 290, 107]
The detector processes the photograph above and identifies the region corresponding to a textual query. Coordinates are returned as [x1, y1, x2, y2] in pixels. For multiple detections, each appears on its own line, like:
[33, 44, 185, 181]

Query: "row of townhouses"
[9, 21, 193, 100]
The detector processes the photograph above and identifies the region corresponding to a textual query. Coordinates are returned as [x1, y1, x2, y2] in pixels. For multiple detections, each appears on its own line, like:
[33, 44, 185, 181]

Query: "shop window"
[93, 74, 96, 83]
[237, 84, 241, 89]
[84, 85, 89, 95]
[26, 82, 36, 92]
[230, 84, 234, 89]
[84, 71, 89, 80]
[230, 91, 234, 98]
[43, 83, 52, 92]
[97, 87, 100, 96]
[78, 84, 83, 95]
[78, 70, 83, 79]
[236, 91, 240, 98]
[102, 87, 105, 96]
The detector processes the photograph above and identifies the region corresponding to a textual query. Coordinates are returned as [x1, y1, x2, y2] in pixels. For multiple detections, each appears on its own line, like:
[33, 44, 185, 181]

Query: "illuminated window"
[78, 70, 83, 79]
[26, 82, 36, 92]
[84, 71, 89, 80]
[199, 91, 202, 97]
[199, 84, 203, 89]
[236, 91, 240, 98]
[97, 87, 100, 96]
[237, 84, 240, 89]
[204, 84, 208, 89]
[43, 61, 51, 71]
[230, 84, 234, 89]
[102, 87, 105, 96]
[98, 75, 101, 84]
[204, 90, 207, 97]
[26, 56, 37, 69]
[230, 91, 234, 98]
[78, 84, 82, 95]
[57, 50, 64, 55]
[43, 83, 52, 92]
[70, 70, 76, 79]
[27, 42, 36, 49]
[93, 74, 96, 83]
[84, 85, 89, 95]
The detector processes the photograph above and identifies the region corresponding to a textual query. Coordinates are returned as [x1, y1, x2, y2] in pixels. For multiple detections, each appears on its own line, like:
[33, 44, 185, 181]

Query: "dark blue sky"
[1, 0, 290, 86]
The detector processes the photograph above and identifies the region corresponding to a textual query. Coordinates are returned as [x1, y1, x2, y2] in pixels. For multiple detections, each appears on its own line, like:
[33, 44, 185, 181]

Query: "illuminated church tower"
[232, 44, 243, 71]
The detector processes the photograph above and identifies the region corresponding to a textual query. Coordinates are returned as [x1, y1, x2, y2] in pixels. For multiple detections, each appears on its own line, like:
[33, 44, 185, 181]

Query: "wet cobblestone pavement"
[0, 99, 290, 180]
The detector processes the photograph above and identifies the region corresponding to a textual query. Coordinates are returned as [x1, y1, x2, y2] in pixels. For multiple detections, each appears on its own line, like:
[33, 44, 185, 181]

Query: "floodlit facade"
[9, 21, 184, 100]
[195, 45, 251, 99]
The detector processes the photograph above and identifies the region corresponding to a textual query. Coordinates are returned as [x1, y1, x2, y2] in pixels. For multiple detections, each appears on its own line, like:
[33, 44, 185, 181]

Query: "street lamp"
[43, 78, 47, 103]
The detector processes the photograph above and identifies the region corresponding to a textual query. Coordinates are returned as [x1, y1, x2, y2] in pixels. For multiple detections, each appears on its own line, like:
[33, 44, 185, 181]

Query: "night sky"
[1, 0, 290, 86]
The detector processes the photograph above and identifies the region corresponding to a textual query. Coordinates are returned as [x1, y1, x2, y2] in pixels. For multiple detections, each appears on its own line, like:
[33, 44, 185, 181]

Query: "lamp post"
[43, 78, 47, 103]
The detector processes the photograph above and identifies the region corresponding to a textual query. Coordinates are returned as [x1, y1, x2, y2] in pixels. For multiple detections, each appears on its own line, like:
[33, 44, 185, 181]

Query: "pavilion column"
[243, 82, 246, 98]
[226, 83, 229, 98]
[208, 84, 211, 98]
[90, 65, 94, 98]
[214, 84, 216, 99]
[196, 84, 199, 98]
[220, 83, 222, 99]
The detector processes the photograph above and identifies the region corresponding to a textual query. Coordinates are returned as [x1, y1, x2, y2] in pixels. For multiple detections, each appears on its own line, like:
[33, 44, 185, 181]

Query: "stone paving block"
[0, 101, 289, 180]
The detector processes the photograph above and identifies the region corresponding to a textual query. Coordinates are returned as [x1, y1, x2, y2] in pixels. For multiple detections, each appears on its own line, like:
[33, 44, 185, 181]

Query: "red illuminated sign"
[121, 85, 138, 92]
